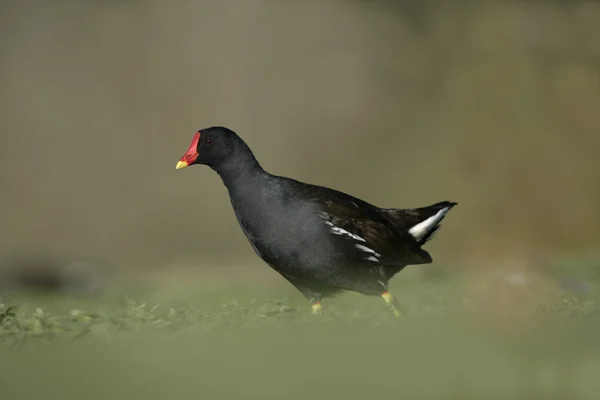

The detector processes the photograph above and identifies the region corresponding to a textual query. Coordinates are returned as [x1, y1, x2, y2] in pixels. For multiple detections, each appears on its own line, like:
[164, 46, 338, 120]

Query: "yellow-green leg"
[311, 300, 323, 316]
[381, 291, 402, 317]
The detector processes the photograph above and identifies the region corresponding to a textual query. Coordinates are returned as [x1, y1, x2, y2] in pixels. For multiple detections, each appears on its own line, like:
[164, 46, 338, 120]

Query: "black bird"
[176, 127, 457, 316]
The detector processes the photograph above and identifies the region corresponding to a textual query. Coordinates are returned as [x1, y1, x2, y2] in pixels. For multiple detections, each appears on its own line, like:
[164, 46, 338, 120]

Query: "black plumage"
[176, 126, 457, 316]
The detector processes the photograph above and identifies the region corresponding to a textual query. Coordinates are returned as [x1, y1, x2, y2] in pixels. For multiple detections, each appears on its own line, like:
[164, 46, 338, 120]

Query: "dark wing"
[293, 181, 433, 266]
[317, 203, 432, 266]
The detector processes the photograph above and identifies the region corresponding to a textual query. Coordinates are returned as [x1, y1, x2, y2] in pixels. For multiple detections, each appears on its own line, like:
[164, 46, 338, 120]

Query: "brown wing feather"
[284, 177, 441, 266]
[318, 199, 432, 266]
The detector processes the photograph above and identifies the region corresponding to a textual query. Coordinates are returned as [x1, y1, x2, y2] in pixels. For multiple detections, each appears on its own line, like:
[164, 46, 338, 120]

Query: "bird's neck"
[211, 152, 266, 192]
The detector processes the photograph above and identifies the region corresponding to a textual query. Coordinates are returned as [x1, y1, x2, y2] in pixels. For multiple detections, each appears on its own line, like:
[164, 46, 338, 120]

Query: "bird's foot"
[381, 291, 402, 318]
[311, 301, 323, 316]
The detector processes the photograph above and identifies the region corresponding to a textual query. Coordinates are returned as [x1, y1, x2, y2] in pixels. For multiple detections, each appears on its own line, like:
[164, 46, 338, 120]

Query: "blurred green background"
[1, 0, 600, 399]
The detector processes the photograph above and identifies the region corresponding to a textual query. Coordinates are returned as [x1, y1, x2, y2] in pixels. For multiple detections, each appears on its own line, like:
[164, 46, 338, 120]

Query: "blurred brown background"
[1, 0, 599, 282]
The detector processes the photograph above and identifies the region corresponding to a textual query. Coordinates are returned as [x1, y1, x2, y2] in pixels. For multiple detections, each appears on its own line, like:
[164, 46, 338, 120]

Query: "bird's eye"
[206, 138, 212, 145]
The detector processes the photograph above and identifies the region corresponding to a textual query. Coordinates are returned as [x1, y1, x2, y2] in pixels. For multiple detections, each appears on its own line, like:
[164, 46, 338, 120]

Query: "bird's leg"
[310, 300, 323, 316]
[290, 282, 323, 316]
[310, 297, 323, 316]
[381, 291, 402, 317]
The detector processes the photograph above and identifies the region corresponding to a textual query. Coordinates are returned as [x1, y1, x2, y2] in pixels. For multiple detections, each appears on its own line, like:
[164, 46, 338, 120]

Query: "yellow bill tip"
[175, 160, 188, 170]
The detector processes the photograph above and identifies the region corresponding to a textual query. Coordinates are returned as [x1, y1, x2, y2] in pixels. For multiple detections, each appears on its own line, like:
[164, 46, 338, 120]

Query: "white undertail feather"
[408, 207, 450, 241]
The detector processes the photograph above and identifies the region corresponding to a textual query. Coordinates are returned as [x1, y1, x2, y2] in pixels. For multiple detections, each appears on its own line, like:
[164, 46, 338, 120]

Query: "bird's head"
[175, 126, 239, 170]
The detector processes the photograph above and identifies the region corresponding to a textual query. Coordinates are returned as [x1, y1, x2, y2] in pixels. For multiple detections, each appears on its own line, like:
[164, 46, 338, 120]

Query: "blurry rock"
[503, 270, 530, 288]
[0, 254, 110, 296]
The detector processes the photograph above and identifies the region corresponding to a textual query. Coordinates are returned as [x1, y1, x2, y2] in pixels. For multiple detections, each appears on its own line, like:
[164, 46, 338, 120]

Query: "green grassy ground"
[1, 266, 600, 400]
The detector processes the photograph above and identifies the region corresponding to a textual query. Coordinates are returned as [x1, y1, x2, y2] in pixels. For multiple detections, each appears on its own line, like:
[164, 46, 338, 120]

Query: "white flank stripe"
[320, 216, 383, 262]
[328, 225, 366, 243]
[355, 244, 381, 257]
[408, 207, 450, 241]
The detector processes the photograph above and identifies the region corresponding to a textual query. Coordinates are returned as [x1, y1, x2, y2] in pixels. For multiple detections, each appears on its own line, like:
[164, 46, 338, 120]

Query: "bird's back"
[276, 176, 445, 265]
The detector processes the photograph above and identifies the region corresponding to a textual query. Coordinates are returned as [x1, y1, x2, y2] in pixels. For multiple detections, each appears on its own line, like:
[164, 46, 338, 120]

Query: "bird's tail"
[383, 201, 458, 244]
